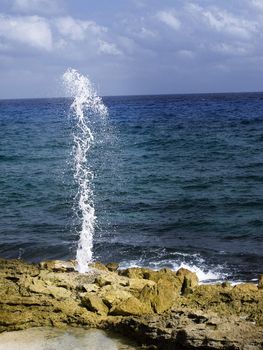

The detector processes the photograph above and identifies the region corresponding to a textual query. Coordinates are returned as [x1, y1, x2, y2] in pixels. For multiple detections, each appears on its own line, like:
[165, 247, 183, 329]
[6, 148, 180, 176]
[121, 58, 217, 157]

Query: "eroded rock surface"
[0, 258, 262, 349]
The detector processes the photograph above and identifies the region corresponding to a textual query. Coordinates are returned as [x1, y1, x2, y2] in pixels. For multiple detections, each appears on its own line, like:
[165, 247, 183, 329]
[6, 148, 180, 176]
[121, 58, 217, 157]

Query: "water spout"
[63, 68, 107, 273]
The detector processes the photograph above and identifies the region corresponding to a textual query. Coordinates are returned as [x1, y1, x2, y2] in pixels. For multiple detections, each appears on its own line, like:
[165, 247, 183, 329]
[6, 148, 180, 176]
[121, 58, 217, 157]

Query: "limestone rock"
[0, 258, 263, 349]
[142, 268, 183, 295]
[143, 268, 175, 282]
[140, 278, 177, 313]
[232, 283, 258, 303]
[81, 293, 109, 315]
[221, 281, 231, 288]
[95, 276, 112, 287]
[89, 262, 108, 271]
[119, 267, 146, 279]
[258, 275, 263, 289]
[110, 296, 151, 316]
[128, 278, 156, 297]
[176, 267, 199, 295]
[106, 262, 119, 272]
[99, 286, 133, 308]
[95, 272, 128, 288]
[81, 283, 99, 293]
[39, 260, 76, 272]
[28, 279, 71, 299]
[119, 310, 263, 350]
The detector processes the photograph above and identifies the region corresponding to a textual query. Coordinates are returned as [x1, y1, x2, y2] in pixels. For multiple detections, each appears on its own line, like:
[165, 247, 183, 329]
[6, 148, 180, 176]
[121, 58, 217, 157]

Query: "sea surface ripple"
[0, 93, 263, 282]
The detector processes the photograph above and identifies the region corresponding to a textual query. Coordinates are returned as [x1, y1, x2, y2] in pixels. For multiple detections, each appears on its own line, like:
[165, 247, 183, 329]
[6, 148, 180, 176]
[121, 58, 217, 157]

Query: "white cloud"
[156, 10, 181, 30]
[186, 3, 257, 39]
[138, 27, 157, 39]
[1, 0, 263, 97]
[203, 9, 256, 39]
[0, 14, 52, 50]
[117, 36, 136, 54]
[98, 39, 122, 56]
[212, 42, 251, 56]
[177, 49, 194, 59]
[13, 0, 62, 15]
[55, 16, 118, 56]
[250, 0, 263, 11]
[55, 16, 106, 41]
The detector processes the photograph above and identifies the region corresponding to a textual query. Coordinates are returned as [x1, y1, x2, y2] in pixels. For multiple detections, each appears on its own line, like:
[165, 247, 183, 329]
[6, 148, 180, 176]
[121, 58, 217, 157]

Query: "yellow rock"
[140, 278, 177, 313]
[110, 296, 152, 316]
[89, 262, 108, 271]
[39, 260, 76, 272]
[106, 262, 119, 271]
[95, 272, 129, 288]
[120, 267, 147, 279]
[143, 268, 183, 293]
[258, 275, 263, 289]
[81, 293, 109, 315]
[143, 268, 176, 282]
[128, 278, 156, 294]
[99, 286, 133, 308]
[176, 267, 199, 294]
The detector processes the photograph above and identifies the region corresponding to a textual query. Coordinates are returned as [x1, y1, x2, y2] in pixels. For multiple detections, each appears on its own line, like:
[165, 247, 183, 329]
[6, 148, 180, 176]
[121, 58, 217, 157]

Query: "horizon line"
[1, 90, 263, 101]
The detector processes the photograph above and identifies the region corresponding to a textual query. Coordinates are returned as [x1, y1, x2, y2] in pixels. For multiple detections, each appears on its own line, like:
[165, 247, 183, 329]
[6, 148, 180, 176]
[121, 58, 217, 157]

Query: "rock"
[0, 258, 39, 278]
[39, 260, 76, 272]
[221, 281, 231, 288]
[81, 283, 99, 293]
[99, 286, 133, 308]
[106, 262, 119, 272]
[181, 276, 198, 295]
[0, 258, 263, 349]
[144, 268, 182, 291]
[95, 272, 128, 288]
[119, 311, 263, 350]
[233, 283, 258, 292]
[95, 276, 112, 287]
[81, 293, 109, 315]
[140, 278, 177, 313]
[89, 262, 108, 271]
[28, 279, 72, 299]
[143, 268, 172, 279]
[258, 275, 263, 289]
[232, 283, 258, 301]
[176, 267, 197, 280]
[176, 268, 199, 295]
[119, 267, 146, 279]
[128, 278, 156, 296]
[110, 296, 151, 316]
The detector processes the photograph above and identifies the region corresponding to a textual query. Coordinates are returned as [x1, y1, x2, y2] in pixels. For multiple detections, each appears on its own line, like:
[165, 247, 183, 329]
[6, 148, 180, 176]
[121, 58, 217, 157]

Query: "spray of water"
[63, 68, 108, 273]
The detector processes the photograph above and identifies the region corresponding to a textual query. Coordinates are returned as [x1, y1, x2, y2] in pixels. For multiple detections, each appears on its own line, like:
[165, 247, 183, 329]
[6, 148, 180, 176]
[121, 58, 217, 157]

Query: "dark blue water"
[0, 94, 263, 282]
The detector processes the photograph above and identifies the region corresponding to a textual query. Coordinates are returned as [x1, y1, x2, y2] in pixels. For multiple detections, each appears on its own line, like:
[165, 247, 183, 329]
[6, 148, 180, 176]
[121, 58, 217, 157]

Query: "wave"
[119, 259, 224, 283]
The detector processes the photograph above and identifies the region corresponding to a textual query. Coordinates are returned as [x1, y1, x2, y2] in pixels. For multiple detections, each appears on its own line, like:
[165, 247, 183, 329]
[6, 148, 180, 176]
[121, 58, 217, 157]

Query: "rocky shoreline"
[0, 258, 262, 349]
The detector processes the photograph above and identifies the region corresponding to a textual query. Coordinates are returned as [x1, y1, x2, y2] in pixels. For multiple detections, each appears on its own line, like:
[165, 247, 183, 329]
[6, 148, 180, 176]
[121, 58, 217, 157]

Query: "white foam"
[119, 258, 224, 283]
[174, 262, 222, 282]
[63, 68, 107, 273]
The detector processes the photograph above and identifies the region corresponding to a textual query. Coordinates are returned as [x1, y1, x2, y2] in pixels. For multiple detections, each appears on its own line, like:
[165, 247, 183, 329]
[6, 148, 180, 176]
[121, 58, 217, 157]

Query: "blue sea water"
[0, 93, 263, 282]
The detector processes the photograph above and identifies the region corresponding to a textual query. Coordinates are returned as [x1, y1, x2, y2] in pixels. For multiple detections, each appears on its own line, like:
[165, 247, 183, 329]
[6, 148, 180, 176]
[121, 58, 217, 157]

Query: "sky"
[0, 0, 263, 98]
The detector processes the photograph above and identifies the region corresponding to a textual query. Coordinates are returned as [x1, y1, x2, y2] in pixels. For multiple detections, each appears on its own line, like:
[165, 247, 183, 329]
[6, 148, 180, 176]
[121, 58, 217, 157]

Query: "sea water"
[0, 327, 140, 350]
[0, 93, 262, 282]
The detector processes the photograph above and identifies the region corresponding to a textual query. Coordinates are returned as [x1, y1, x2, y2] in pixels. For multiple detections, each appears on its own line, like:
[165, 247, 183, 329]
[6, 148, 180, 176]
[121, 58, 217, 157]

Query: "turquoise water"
[0, 93, 263, 282]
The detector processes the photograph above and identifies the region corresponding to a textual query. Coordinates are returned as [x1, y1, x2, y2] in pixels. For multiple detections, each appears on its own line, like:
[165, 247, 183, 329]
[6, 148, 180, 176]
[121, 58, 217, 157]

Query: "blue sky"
[0, 0, 263, 98]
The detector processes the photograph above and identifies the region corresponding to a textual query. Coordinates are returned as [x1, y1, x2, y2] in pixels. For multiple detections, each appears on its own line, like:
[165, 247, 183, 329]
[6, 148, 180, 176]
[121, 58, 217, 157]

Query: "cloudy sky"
[0, 0, 263, 98]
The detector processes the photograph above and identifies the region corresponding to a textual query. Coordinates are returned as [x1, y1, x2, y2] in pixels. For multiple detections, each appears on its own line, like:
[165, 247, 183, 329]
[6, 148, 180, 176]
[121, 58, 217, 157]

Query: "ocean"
[0, 93, 263, 283]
